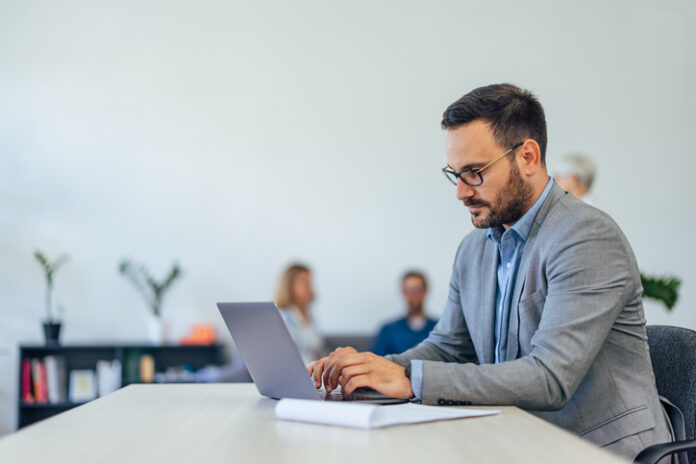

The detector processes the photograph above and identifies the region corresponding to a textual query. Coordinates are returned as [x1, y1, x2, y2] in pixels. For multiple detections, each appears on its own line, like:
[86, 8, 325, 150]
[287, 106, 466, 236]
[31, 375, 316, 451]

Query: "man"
[372, 271, 438, 356]
[554, 153, 598, 206]
[308, 84, 672, 460]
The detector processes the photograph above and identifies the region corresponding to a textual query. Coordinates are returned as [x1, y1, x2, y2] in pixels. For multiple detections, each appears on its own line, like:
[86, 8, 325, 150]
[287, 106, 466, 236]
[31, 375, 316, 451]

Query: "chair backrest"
[647, 325, 696, 463]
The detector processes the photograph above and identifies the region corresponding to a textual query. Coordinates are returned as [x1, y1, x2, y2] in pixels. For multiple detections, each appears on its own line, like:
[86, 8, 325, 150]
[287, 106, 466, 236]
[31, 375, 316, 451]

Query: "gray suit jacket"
[388, 183, 672, 459]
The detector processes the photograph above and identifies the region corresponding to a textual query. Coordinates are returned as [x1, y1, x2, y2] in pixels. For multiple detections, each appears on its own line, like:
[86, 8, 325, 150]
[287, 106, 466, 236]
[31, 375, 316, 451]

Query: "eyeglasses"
[442, 142, 524, 187]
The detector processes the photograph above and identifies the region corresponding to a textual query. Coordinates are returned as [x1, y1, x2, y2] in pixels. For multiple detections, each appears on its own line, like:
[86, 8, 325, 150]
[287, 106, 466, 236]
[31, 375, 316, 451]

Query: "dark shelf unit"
[18, 343, 226, 429]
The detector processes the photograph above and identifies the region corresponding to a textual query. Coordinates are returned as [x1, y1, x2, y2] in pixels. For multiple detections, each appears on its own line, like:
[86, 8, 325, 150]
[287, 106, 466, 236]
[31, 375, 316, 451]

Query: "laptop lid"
[217, 301, 320, 401]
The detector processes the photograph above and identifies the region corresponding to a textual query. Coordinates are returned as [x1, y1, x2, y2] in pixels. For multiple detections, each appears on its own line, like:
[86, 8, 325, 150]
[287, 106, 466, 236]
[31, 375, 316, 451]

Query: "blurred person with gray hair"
[554, 153, 597, 206]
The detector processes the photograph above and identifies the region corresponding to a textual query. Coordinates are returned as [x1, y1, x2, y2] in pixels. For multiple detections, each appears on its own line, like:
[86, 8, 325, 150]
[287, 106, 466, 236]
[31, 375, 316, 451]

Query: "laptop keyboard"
[319, 389, 345, 401]
[318, 387, 384, 401]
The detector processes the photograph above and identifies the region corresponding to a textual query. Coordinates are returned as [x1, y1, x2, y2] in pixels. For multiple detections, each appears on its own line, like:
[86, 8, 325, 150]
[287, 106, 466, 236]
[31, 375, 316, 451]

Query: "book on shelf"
[30, 359, 47, 404]
[139, 354, 155, 383]
[124, 350, 141, 381]
[69, 370, 97, 403]
[23, 355, 117, 406]
[23, 357, 69, 405]
[45, 356, 59, 403]
[56, 357, 68, 402]
[21, 358, 33, 403]
[44, 356, 68, 403]
[39, 361, 48, 403]
[96, 359, 122, 397]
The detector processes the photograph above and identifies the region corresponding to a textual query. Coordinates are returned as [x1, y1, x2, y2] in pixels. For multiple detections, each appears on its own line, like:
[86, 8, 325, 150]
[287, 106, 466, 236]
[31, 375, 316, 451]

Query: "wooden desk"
[0, 383, 629, 463]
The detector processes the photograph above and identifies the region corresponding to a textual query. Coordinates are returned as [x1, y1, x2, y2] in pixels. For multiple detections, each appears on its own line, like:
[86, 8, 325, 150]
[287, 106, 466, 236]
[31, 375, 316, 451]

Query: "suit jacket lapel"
[476, 239, 498, 364]
[505, 183, 566, 361]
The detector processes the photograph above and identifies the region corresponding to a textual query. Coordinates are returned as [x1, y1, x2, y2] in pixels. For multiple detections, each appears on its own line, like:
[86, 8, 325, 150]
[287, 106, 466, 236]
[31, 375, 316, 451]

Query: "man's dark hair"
[441, 83, 548, 164]
[402, 270, 428, 291]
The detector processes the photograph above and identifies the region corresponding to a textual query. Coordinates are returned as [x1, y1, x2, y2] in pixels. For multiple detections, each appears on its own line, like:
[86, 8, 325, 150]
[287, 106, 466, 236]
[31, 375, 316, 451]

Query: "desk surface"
[0, 383, 628, 463]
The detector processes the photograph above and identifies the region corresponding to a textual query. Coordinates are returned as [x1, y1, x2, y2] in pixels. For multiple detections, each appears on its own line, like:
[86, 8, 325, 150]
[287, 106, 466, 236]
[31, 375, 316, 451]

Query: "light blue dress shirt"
[409, 178, 554, 400]
[487, 177, 553, 363]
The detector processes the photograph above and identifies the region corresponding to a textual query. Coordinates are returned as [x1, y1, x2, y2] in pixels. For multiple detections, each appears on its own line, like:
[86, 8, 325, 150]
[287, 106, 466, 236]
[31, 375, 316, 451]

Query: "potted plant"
[118, 259, 182, 344]
[641, 273, 681, 310]
[34, 250, 70, 345]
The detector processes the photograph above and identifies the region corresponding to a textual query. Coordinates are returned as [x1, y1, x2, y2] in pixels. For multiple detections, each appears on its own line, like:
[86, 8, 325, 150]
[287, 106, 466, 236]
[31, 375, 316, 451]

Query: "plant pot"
[43, 321, 62, 345]
[146, 314, 164, 345]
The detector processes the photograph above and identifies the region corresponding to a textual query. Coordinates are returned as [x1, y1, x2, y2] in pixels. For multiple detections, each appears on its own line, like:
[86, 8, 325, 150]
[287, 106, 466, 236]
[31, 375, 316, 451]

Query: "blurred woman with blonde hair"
[274, 263, 325, 364]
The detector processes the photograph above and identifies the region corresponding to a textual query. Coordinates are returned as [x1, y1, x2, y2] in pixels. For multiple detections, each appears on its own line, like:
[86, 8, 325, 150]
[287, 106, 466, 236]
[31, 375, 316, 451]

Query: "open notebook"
[275, 398, 500, 429]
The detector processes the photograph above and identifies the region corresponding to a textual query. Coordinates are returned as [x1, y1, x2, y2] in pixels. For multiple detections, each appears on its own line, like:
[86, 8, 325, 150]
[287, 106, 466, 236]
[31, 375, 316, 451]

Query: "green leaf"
[117, 259, 182, 316]
[641, 274, 682, 310]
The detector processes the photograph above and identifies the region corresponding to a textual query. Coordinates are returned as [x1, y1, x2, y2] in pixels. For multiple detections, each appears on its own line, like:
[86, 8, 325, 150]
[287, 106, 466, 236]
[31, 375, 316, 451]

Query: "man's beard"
[464, 161, 533, 229]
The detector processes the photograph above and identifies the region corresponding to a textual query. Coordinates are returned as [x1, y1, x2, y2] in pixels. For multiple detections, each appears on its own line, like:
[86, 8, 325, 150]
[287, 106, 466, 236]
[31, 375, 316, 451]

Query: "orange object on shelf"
[180, 324, 217, 345]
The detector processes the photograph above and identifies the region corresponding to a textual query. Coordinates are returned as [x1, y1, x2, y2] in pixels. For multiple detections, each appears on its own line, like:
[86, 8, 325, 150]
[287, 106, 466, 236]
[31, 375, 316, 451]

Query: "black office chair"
[635, 325, 696, 464]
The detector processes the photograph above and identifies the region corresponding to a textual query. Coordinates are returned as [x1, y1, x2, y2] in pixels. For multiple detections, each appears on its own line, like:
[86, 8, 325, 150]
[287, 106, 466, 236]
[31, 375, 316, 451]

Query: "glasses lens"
[461, 170, 482, 186]
[443, 169, 458, 185]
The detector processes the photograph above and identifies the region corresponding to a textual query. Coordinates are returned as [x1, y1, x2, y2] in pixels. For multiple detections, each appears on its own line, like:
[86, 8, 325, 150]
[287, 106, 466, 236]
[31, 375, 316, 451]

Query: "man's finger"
[322, 350, 349, 390]
[324, 354, 351, 390]
[326, 353, 366, 391]
[321, 355, 339, 390]
[343, 374, 372, 397]
[339, 364, 371, 392]
[321, 348, 360, 391]
[312, 358, 327, 387]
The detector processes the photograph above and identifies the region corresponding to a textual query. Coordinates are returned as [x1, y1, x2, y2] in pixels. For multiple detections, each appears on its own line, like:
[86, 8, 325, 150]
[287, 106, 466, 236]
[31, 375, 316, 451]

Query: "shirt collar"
[487, 177, 554, 244]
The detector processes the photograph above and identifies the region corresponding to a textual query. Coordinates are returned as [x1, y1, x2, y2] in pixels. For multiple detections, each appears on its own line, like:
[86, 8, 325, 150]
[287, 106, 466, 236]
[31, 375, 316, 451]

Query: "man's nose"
[456, 178, 476, 201]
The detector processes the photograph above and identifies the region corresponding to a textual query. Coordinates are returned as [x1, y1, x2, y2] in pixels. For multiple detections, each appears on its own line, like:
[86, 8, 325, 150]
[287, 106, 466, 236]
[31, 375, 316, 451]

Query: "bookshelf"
[18, 343, 226, 428]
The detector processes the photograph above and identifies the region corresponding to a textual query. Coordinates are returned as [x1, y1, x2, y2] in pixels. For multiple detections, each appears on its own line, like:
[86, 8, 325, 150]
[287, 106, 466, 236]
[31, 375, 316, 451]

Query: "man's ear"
[519, 139, 542, 176]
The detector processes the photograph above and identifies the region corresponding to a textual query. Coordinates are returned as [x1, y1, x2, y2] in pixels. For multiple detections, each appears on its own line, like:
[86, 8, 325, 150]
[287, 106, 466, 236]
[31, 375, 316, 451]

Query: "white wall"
[1, 0, 694, 436]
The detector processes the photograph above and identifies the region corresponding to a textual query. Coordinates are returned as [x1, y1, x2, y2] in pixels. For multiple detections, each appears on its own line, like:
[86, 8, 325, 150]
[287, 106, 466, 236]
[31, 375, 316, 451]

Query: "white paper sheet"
[275, 399, 500, 429]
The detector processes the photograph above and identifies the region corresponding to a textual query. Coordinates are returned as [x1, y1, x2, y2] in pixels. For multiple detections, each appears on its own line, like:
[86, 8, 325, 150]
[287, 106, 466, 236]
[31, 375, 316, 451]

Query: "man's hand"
[307, 347, 358, 389]
[307, 347, 414, 399]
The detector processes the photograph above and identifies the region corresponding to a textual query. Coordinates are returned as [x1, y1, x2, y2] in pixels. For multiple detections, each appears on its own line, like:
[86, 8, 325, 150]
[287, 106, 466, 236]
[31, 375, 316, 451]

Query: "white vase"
[146, 314, 163, 345]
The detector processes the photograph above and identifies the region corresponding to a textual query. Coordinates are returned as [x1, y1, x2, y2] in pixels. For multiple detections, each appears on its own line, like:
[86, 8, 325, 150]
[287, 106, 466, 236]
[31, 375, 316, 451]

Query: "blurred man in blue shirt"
[373, 271, 437, 356]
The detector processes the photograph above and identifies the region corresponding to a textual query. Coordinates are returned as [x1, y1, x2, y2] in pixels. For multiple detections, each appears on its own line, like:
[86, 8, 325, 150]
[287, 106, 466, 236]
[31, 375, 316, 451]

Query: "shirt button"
[506, 262, 512, 269]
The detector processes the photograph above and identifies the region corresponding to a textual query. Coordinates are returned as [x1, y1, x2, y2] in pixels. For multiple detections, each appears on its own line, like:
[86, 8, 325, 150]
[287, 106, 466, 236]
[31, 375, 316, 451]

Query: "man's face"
[445, 120, 533, 229]
[402, 276, 427, 312]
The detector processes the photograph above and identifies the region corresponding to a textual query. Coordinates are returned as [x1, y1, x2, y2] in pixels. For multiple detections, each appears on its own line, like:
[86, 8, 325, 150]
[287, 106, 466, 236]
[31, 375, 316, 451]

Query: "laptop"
[217, 301, 408, 404]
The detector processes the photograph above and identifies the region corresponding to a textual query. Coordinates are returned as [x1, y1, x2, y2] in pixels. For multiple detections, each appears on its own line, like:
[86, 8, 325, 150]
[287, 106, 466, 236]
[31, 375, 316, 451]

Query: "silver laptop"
[217, 301, 408, 404]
